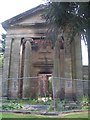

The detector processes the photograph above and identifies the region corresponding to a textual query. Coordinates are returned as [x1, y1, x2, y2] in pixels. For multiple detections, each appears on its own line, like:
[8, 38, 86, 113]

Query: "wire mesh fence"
[2, 76, 89, 98]
[1, 76, 89, 112]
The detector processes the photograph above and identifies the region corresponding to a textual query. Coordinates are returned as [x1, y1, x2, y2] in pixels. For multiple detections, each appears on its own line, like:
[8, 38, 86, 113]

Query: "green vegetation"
[1, 95, 89, 112]
[1, 103, 22, 110]
[63, 112, 88, 118]
[2, 98, 52, 105]
[1, 113, 49, 118]
[0, 34, 6, 53]
[0, 112, 88, 118]
[0, 54, 3, 67]
[1, 99, 52, 111]
[77, 95, 90, 110]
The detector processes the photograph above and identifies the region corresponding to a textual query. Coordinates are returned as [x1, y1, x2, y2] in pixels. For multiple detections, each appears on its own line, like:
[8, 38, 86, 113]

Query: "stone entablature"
[1, 4, 84, 99]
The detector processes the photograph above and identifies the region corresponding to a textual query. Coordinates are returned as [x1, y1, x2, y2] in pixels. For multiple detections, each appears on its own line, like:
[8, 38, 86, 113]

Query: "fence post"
[52, 76, 56, 112]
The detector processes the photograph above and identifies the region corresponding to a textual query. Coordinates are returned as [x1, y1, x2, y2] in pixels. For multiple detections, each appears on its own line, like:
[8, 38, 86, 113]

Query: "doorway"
[38, 72, 52, 98]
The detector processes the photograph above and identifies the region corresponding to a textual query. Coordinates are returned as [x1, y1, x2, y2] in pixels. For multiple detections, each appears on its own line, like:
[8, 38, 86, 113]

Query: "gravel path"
[22, 104, 49, 111]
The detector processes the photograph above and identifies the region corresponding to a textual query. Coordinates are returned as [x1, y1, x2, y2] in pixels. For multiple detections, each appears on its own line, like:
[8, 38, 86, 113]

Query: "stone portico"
[2, 5, 83, 99]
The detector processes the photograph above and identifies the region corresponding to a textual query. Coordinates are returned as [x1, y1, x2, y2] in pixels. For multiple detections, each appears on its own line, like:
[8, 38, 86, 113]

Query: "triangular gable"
[17, 11, 46, 25]
[2, 4, 46, 30]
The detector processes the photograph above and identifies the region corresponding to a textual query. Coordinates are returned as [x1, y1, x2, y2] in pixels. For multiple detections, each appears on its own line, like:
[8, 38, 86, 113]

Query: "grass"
[1, 113, 49, 118]
[63, 112, 89, 118]
[0, 111, 89, 119]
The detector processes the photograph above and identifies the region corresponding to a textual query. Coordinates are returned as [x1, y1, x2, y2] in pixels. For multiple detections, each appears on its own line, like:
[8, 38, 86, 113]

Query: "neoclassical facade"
[2, 5, 84, 99]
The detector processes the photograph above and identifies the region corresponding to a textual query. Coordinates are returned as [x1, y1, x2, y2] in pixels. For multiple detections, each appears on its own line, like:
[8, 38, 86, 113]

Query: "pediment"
[16, 11, 46, 26]
[2, 4, 46, 30]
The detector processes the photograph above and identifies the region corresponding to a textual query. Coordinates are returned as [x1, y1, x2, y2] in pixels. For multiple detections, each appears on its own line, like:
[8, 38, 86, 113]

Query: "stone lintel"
[6, 34, 46, 39]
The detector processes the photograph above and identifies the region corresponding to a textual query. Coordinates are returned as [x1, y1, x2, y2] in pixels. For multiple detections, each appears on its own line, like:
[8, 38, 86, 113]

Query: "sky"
[0, 0, 45, 34]
[0, 0, 88, 65]
[81, 40, 88, 65]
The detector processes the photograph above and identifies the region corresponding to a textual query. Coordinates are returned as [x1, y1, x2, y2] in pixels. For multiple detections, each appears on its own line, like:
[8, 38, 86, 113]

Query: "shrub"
[2, 103, 22, 110]
[77, 95, 89, 110]
[56, 99, 66, 111]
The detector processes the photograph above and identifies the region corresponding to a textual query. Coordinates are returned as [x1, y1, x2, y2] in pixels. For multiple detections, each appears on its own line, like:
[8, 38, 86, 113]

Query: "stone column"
[53, 37, 65, 99]
[2, 36, 21, 99]
[60, 37, 65, 100]
[2, 36, 12, 98]
[9, 37, 21, 99]
[23, 40, 32, 98]
[71, 34, 83, 98]
[64, 35, 72, 99]
[53, 40, 61, 98]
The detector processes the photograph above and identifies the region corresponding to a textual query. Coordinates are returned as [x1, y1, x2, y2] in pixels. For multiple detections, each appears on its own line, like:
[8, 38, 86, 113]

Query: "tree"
[45, 2, 89, 99]
[45, 2, 89, 43]
[0, 34, 6, 52]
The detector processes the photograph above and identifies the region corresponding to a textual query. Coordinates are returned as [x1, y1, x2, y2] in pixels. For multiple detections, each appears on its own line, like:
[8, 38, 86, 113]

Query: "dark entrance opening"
[38, 71, 52, 98]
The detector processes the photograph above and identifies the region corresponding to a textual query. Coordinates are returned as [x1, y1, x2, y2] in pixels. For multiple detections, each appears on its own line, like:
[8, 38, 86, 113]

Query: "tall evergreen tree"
[0, 34, 6, 52]
[45, 2, 90, 98]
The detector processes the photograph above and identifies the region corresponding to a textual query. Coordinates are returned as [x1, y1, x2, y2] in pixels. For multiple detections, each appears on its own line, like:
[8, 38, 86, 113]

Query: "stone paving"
[22, 104, 48, 111]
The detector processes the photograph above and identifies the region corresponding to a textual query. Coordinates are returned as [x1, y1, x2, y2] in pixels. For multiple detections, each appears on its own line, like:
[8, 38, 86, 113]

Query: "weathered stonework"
[1, 5, 84, 99]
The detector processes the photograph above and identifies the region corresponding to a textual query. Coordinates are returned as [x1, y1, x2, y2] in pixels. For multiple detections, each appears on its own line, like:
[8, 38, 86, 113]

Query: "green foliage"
[56, 99, 66, 111]
[64, 112, 88, 118]
[0, 54, 4, 67]
[0, 33, 6, 53]
[47, 99, 66, 112]
[77, 95, 89, 110]
[48, 78, 52, 95]
[2, 98, 52, 106]
[47, 104, 54, 112]
[1, 34, 6, 40]
[45, 2, 89, 42]
[1, 102, 22, 110]
[80, 96, 89, 110]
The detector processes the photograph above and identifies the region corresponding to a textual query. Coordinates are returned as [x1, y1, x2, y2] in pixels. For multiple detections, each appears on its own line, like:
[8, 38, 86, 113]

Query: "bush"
[2, 103, 22, 110]
[77, 95, 89, 110]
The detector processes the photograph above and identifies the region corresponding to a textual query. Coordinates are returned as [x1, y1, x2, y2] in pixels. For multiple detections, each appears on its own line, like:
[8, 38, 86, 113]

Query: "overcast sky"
[0, 0, 45, 34]
[0, 0, 45, 23]
[0, 0, 88, 65]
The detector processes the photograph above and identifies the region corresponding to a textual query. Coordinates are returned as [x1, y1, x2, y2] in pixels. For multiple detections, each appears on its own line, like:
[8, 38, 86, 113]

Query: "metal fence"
[2, 76, 89, 99]
[1, 76, 89, 113]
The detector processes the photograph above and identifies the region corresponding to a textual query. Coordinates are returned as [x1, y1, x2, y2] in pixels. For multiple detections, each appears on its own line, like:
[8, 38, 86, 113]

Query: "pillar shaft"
[2, 36, 21, 99]
[23, 41, 32, 98]
[2, 36, 12, 97]
[53, 38, 65, 99]
[71, 34, 83, 98]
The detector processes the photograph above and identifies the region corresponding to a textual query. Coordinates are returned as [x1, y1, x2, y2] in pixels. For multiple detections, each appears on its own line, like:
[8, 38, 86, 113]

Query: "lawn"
[0, 111, 89, 119]
[63, 112, 89, 118]
[1, 113, 49, 118]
